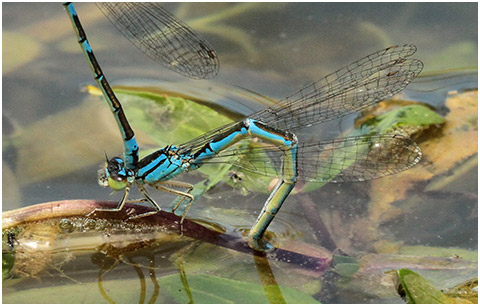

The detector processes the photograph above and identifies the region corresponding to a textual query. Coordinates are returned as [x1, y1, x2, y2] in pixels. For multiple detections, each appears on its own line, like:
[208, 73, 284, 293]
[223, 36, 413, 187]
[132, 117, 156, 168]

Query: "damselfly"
[64, 3, 423, 250]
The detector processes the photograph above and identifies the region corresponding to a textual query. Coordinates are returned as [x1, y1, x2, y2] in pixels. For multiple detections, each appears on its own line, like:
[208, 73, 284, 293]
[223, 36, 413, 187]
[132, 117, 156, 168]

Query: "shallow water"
[3, 2, 478, 303]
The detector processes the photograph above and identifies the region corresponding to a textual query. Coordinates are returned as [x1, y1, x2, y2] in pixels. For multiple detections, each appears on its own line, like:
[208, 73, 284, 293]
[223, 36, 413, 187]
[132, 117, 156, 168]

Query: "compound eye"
[107, 157, 124, 172]
[107, 175, 128, 191]
[103, 157, 130, 191]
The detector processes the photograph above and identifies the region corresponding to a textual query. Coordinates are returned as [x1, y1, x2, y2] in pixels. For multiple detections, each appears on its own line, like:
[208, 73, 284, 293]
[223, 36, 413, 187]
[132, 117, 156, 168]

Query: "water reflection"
[3, 202, 330, 303]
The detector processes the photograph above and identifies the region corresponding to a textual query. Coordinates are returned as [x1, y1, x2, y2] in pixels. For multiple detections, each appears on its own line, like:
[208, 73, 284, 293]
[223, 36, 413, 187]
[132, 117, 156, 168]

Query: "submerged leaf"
[368, 91, 477, 225]
[159, 273, 320, 303]
[392, 269, 477, 304]
[444, 277, 478, 304]
[332, 254, 360, 278]
[301, 102, 437, 193]
[116, 88, 234, 146]
[359, 104, 444, 134]
[10, 100, 121, 185]
[393, 268, 449, 303]
[3, 31, 42, 74]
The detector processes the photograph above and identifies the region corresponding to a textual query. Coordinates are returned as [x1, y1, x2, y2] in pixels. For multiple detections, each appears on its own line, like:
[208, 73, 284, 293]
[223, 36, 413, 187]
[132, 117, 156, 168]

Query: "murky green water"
[3, 2, 477, 303]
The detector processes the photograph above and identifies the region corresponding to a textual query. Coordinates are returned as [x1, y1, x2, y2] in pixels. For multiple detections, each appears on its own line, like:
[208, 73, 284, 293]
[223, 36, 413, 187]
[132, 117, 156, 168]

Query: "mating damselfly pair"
[64, 3, 423, 250]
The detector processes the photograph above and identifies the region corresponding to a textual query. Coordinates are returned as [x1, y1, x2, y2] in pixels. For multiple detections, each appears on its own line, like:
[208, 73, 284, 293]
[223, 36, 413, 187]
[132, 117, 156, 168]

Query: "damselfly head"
[98, 157, 134, 191]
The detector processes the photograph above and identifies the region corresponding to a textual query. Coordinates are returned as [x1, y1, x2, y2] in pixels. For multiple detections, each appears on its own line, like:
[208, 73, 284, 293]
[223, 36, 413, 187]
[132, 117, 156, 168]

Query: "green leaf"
[2, 228, 20, 280]
[159, 273, 320, 303]
[301, 104, 444, 193]
[2, 251, 15, 281]
[7, 273, 313, 304]
[359, 104, 445, 135]
[394, 269, 449, 303]
[117, 89, 235, 147]
[332, 254, 360, 278]
[224, 140, 283, 193]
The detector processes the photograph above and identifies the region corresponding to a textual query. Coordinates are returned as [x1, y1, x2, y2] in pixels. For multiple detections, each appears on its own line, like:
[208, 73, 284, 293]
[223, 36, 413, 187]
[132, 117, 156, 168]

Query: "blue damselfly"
[64, 3, 423, 250]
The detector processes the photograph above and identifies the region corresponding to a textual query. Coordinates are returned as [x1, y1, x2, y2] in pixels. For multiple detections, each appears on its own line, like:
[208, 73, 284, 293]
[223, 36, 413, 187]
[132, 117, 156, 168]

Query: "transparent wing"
[97, 3, 219, 79]
[251, 45, 423, 130]
[193, 134, 422, 183]
[177, 45, 422, 155]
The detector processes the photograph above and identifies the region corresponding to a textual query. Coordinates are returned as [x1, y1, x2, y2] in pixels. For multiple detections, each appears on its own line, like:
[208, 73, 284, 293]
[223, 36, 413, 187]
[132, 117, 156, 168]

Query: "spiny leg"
[151, 181, 194, 223]
[87, 186, 131, 217]
[126, 198, 149, 204]
[128, 184, 163, 219]
[130, 181, 194, 222]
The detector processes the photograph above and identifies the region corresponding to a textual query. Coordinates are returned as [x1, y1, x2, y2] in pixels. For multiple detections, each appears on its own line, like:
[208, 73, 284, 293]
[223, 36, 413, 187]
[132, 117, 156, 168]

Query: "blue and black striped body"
[135, 146, 189, 184]
[136, 119, 298, 185]
[133, 118, 299, 249]
[64, 3, 139, 170]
